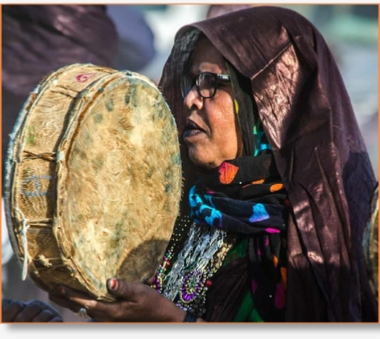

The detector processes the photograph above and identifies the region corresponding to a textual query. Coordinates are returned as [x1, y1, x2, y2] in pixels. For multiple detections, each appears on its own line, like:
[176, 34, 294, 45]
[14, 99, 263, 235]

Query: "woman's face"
[182, 38, 241, 169]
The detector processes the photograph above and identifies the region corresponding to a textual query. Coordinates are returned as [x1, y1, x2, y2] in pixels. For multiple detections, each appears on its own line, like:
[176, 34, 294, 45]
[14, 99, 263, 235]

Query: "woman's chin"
[188, 152, 221, 170]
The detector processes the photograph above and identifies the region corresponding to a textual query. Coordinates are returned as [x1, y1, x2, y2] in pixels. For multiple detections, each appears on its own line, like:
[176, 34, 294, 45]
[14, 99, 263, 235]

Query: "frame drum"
[4, 64, 182, 301]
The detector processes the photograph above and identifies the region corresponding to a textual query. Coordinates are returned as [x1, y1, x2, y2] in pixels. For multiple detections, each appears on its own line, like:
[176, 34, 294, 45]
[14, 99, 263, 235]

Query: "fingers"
[51, 281, 163, 322]
[49, 292, 96, 321]
[2, 299, 14, 308]
[3, 301, 59, 323]
[51, 286, 109, 321]
[53, 283, 130, 321]
[2, 299, 64, 323]
[106, 279, 187, 322]
[50, 280, 184, 322]
[30, 309, 59, 322]
[28, 299, 61, 316]
[2, 300, 26, 322]
[19, 303, 46, 322]
[56, 286, 98, 310]
[49, 292, 82, 313]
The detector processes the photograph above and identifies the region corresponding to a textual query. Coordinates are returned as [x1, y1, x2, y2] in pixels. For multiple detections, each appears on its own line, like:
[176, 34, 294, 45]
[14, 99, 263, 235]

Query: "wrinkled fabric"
[159, 6, 378, 322]
[2, 5, 118, 95]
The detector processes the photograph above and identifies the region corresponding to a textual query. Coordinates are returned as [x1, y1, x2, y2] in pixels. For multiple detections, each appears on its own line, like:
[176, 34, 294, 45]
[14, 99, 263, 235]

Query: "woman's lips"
[183, 120, 206, 140]
[183, 129, 204, 139]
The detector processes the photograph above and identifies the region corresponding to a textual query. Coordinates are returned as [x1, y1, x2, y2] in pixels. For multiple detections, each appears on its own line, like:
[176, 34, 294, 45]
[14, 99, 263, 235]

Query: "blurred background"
[2, 4, 378, 322]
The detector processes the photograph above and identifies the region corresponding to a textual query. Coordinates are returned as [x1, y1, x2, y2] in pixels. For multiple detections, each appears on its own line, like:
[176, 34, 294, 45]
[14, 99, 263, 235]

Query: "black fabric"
[205, 257, 249, 322]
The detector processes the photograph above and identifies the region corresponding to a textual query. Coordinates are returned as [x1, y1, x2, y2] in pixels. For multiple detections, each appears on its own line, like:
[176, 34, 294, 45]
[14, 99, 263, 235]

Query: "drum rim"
[3, 64, 118, 277]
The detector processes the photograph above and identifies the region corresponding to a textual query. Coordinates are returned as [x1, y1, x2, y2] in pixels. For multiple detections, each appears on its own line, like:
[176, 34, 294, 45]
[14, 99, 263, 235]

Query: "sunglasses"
[180, 72, 230, 99]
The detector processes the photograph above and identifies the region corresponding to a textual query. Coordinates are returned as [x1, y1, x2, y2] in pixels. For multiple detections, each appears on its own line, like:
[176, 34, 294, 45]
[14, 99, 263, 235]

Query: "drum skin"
[4, 64, 182, 301]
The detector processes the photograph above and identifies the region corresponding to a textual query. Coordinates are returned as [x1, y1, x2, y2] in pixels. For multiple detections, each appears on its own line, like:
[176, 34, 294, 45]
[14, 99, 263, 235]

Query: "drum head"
[5, 64, 182, 301]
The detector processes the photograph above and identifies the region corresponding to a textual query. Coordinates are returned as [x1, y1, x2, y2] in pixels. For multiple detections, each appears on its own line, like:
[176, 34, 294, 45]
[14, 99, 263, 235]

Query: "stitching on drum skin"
[23, 151, 56, 161]
[50, 86, 80, 99]
[26, 220, 52, 226]
[34, 262, 67, 271]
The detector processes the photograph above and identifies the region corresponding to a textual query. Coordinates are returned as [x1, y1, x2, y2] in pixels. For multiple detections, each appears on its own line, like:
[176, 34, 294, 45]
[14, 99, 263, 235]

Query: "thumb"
[107, 278, 134, 300]
[107, 278, 154, 303]
[107, 278, 121, 296]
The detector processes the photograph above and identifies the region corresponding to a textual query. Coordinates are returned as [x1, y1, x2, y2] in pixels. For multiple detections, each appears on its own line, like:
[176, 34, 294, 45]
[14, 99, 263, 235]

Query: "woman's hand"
[49, 278, 187, 322]
[2, 299, 63, 322]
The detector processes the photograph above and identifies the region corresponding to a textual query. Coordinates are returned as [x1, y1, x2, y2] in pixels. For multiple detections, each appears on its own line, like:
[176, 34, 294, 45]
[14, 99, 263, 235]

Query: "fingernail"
[108, 278, 118, 290]
[58, 286, 66, 295]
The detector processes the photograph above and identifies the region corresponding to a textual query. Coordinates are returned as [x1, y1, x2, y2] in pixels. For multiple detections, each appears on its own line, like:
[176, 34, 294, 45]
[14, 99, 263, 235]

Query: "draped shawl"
[159, 6, 378, 322]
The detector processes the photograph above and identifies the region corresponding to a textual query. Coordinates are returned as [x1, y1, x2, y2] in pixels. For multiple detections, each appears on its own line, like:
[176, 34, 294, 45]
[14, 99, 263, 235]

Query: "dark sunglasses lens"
[198, 73, 217, 98]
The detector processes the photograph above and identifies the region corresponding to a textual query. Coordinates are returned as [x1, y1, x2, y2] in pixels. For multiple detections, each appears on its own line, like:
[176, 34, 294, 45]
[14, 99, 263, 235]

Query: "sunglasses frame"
[180, 72, 230, 99]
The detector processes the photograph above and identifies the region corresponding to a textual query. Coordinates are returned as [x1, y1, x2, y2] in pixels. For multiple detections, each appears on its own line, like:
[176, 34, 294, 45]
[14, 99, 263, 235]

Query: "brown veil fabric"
[159, 6, 378, 322]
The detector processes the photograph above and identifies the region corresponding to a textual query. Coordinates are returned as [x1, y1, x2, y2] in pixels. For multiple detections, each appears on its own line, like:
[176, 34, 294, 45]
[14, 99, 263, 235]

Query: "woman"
[3, 6, 377, 322]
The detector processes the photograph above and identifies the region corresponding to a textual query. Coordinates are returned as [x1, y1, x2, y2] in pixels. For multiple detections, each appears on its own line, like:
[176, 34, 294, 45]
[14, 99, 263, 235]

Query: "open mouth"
[183, 120, 206, 139]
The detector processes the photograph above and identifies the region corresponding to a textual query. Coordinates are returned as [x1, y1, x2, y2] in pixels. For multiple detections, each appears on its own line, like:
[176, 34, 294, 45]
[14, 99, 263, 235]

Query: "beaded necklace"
[151, 216, 236, 317]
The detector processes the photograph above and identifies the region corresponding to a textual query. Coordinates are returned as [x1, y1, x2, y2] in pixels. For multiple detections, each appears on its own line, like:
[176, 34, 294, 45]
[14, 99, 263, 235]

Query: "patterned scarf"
[192, 154, 289, 322]
[189, 155, 287, 235]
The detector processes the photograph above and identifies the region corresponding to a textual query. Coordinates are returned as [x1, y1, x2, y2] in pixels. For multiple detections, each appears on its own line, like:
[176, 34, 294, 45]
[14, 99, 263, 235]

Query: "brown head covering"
[159, 6, 377, 321]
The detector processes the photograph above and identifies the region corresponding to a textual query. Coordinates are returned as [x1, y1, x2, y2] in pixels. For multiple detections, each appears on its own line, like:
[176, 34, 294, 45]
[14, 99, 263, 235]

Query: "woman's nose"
[183, 86, 203, 111]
